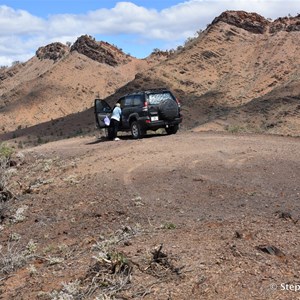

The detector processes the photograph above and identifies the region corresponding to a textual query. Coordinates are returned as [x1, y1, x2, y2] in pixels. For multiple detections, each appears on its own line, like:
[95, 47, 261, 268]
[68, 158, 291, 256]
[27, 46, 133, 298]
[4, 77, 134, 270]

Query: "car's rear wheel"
[166, 124, 178, 135]
[131, 121, 144, 139]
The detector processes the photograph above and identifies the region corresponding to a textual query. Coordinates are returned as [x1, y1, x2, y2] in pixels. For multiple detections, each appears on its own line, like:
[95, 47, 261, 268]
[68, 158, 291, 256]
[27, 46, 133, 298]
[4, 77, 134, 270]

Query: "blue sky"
[1, 1, 299, 66]
[4, 1, 182, 15]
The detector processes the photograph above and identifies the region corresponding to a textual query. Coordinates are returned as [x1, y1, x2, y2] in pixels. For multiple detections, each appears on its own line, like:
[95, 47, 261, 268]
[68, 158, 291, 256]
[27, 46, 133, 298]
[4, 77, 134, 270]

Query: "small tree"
[152, 48, 160, 54]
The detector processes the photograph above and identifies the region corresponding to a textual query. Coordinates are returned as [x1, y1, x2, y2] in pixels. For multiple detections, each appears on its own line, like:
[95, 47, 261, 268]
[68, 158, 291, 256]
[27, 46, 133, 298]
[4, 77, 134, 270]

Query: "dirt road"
[1, 131, 300, 299]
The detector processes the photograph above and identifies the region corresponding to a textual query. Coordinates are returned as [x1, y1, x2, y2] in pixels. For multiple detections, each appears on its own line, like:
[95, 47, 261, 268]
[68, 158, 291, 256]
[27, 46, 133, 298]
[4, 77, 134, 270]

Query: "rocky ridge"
[211, 10, 300, 34]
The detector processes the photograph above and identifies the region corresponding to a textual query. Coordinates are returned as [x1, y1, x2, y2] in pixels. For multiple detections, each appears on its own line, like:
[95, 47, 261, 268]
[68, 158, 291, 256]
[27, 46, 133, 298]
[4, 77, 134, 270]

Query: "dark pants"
[110, 118, 120, 139]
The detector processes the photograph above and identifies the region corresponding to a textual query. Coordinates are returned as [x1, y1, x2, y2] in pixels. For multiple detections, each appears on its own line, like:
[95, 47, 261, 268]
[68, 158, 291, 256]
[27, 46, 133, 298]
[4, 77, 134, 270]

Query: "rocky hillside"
[0, 35, 166, 135]
[0, 11, 300, 142]
[120, 10, 300, 135]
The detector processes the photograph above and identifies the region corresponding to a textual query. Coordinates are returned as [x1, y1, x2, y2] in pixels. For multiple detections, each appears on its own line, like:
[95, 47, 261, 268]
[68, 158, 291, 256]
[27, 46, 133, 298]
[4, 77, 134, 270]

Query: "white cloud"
[0, 5, 45, 36]
[0, 1, 299, 66]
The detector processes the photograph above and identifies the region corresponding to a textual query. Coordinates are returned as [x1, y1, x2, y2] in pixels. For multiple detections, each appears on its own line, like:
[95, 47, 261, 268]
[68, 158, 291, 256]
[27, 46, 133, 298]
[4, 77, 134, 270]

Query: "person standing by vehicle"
[110, 103, 122, 141]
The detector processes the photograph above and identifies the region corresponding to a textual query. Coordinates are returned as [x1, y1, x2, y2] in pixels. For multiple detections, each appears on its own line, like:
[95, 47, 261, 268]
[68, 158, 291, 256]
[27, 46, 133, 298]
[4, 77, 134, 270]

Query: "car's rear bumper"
[140, 116, 183, 130]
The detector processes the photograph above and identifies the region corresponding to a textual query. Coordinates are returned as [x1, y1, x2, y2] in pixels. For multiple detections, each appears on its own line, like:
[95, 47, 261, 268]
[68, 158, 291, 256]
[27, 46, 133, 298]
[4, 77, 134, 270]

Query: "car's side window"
[124, 96, 133, 107]
[96, 100, 111, 113]
[133, 95, 143, 106]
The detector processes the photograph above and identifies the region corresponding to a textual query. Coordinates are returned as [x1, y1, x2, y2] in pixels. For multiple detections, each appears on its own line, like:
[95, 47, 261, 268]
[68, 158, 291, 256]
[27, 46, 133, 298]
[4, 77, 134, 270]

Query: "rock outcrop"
[211, 10, 270, 34]
[211, 10, 300, 35]
[270, 15, 300, 33]
[70, 35, 128, 66]
[36, 42, 69, 61]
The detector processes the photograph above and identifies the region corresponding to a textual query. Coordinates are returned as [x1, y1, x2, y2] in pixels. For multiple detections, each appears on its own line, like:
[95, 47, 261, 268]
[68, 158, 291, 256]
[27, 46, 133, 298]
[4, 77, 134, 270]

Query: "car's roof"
[124, 88, 171, 96]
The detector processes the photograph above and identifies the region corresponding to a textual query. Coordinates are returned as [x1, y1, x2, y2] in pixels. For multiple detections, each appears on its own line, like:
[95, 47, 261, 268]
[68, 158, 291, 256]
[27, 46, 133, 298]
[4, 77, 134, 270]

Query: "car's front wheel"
[131, 121, 144, 139]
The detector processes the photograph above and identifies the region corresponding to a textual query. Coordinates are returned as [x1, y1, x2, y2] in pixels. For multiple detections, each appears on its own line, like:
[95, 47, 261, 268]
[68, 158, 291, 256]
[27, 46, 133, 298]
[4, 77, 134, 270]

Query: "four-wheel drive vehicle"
[94, 89, 182, 139]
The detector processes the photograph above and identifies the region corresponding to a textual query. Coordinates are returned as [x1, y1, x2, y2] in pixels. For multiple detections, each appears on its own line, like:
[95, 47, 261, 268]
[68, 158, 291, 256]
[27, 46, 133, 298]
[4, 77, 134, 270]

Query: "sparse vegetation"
[49, 280, 82, 299]
[37, 136, 43, 144]
[0, 143, 14, 204]
[161, 222, 176, 230]
[184, 36, 196, 47]
[225, 124, 246, 133]
[86, 250, 132, 298]
[0, 143, 13, 160]
[0, 240, 36, 275]
[27, 264, 38, 277]
[18, 141, 24, 149]
[47, 226, 139, 299]
[11, 205, 28, 223]
[12, 60, 21, 66]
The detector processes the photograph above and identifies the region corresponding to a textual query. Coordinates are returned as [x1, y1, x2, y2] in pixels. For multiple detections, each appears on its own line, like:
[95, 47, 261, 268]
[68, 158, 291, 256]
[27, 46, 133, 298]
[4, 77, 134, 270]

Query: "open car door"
[94, 99, 112, 128]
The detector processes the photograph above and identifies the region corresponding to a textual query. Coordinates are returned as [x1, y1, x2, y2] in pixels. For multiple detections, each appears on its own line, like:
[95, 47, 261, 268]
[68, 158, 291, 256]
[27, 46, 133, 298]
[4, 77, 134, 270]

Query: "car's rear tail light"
[142, 101, 148, 111]
[176, 98, 181, 108]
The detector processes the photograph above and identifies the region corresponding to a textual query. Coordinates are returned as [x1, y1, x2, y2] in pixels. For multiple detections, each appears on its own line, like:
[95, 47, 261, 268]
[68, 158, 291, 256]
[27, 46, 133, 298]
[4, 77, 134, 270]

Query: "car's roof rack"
[144, 87, 168, 93]
[125, 88, 169, 95]
[123, 87, 170, 97]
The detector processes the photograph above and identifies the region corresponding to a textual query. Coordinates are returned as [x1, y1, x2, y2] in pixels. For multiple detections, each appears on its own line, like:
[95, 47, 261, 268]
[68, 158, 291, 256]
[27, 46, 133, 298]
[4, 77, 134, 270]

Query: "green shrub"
[162, 222, 176, 230]
[0, 143, 13, 159]
[225, 125, 245, 134]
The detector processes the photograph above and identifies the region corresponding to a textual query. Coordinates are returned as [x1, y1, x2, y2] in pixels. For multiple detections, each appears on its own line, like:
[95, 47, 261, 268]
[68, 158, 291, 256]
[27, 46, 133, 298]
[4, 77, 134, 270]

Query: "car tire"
[131, 121, 144, 139]
[159, 99, 178, 120]
[166, 124, 179, 135]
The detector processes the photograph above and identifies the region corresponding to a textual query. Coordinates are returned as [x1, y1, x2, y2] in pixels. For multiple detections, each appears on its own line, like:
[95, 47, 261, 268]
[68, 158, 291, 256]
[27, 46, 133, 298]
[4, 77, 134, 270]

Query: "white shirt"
[111, 106, 122, 121]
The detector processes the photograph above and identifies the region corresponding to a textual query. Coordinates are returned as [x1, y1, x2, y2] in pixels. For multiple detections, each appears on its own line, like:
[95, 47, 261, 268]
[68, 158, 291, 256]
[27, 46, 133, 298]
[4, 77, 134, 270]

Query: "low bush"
[0, 143, 14, 206]
[0, 143, 13, 160]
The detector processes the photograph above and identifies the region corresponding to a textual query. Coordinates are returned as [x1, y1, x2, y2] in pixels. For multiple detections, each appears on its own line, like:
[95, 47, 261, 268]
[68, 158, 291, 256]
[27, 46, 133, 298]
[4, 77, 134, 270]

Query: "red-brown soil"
[0, 131, 299, 299]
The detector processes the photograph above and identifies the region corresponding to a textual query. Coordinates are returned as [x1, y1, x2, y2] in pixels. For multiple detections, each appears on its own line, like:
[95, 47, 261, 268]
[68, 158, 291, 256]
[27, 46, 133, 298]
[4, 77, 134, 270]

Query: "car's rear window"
[147, 92, 175, 105]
